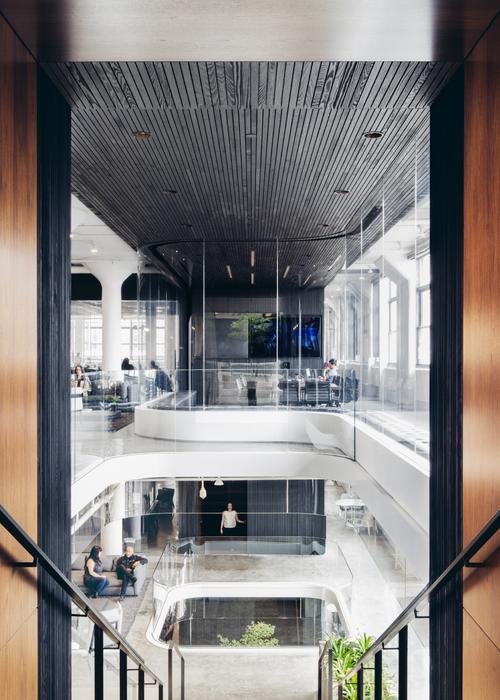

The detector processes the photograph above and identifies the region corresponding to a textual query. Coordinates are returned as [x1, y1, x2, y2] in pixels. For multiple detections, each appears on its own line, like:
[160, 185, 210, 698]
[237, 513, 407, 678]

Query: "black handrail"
[318, 508, 499, 697]
[0, 503, 167, 694]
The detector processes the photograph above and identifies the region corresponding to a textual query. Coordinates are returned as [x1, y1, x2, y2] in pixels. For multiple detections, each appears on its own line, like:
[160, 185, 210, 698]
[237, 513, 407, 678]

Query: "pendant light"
[214, 478, 224, 486]
[199, 479, 207, 499]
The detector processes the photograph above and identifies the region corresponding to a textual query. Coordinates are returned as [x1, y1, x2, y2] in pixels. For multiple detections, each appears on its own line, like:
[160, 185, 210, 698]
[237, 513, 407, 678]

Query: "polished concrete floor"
[110, 483, 429, 699]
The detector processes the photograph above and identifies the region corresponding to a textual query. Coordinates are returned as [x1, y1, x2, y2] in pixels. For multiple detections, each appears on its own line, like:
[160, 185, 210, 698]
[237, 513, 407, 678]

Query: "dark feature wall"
[176, 480, 325, 541]
[37, 67, 72, 700]
[429, 66, 464, 700]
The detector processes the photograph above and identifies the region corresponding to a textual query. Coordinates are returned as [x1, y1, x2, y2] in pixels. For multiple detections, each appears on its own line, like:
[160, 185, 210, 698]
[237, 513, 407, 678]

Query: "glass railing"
[150, 535, 353, 648]
[71, 362, 429, 483]
[71, 367, 358, 480]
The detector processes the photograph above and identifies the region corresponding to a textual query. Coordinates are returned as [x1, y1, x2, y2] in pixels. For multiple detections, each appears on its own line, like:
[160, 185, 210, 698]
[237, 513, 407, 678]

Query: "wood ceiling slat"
[46, 60, 457, 285]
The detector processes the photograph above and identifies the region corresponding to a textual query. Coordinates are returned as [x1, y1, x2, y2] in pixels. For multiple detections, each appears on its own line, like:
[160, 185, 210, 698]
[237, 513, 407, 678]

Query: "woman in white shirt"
[220, 502, 245, 534]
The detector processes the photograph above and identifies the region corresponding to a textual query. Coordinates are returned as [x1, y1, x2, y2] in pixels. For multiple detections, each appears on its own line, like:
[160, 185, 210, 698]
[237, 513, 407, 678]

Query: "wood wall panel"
[463, 609, 500, 699]
[0, 14, 38, 700]
[462, 12, 500, 689]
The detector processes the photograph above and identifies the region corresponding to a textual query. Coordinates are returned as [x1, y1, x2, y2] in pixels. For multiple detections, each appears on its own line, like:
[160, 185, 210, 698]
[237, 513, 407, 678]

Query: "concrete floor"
[113, 483, 428, 699]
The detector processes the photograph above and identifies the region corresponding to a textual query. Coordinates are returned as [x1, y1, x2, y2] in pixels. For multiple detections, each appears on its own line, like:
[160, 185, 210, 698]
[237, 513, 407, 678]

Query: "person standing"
[83, 545, 109, 598]
[115, 545, 148, 601]
[220, 502, 245, 534]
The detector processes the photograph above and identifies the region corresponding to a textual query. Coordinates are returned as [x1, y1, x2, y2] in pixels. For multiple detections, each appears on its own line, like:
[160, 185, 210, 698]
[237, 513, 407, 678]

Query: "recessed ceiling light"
[133, 130, 151, 140]
[319, 223, 330, 228]
[251, 272, 255, 285]
[363, 130, 384, 139]
[303, 274, 312, 285]
[246, 132, 257, 139]
[226, 265, 233, 280]
[283, 265, 290, 279]
[250, 250, 255, 267]
[334, 189, 350, 195]
[90, 242, 98, 253]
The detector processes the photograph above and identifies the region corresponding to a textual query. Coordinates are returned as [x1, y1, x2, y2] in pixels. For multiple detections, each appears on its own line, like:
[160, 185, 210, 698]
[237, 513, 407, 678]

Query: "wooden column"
[462, 15, 500, 697]
[0, 15, 38, 699]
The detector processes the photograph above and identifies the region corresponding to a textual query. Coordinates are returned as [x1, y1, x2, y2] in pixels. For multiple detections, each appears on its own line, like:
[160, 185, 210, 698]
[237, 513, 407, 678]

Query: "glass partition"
[71, 128, 429, 473]
[324, 132, 430, 463]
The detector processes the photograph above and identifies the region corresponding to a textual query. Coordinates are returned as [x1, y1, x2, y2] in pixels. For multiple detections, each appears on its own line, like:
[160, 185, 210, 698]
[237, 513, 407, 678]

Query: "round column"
[85, 261, 136, 371]
[101, 482, 126, 555]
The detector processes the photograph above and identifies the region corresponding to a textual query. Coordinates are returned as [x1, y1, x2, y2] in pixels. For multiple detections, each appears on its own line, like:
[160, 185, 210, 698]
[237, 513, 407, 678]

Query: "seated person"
[121, 357, 135, 370]
[319, 362, 331, 381]
[116, 545, 148, 601]
[328, 359, 339, 384]
[84, 545, 109, 598]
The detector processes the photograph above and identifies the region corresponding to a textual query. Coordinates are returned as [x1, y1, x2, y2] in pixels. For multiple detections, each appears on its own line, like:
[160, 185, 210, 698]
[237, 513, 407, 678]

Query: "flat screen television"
[248, 315, 277, 358]
[297, 316, 322, 357]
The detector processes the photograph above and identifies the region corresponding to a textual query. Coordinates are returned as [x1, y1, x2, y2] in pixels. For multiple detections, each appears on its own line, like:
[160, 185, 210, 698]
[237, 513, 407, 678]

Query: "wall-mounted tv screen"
[208, 313, 322, 359]
[294, 316, 322, 357]
[248, 315, 277, 358]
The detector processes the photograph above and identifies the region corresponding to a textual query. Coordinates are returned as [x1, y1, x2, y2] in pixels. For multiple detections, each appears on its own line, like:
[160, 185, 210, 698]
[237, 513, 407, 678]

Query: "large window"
[416, 253, 431, 365]
[371, 279, 380, 362]
[347, 292, 359, 361]
[388, 279, 398, 364]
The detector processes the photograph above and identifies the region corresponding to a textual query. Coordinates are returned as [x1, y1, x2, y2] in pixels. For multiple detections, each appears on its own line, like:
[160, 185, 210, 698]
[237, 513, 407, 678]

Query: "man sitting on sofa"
[116, 545, 148, 601]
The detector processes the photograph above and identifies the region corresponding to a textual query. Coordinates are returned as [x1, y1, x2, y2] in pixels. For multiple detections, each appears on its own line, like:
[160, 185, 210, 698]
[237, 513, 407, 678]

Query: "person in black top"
[115, 545, 148, 600]
[121, 357, 135, 370]
[84, 545, 109, 598]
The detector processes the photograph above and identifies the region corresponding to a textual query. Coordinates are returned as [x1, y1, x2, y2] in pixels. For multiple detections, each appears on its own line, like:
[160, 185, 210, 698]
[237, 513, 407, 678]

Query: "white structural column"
[85, 261, 136, 371]
[101, 482, 126, 555]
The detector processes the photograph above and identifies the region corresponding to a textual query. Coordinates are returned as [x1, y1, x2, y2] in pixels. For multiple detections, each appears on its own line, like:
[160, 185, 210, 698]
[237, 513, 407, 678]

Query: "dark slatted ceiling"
[44, 61, 456, 288]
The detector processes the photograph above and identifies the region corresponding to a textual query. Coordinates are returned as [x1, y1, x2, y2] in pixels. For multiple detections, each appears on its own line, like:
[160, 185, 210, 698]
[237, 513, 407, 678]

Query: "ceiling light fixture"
[90, 242, 98, 253]
[303, 274, 312, 285]
[226, 265, 233, 280]
[199, 479, 207, 499]
[363, 130, 384, 139]
[132, 130, 151, 140]
[251, 273, 255, 285]
[319, 223, 330, 228]
[246, 132, 257, 139]
[250, 250, 255, 267]
[334, 189, 350, 195]
[214, 478, 224, 486]
[283, 265, 290, 279]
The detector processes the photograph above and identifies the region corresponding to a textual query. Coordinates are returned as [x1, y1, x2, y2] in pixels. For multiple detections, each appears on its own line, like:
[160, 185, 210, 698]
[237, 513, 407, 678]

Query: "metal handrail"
[319, 509, 500, 676]
[168, 641, 186, 700]
[0, 503, 164, 689]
